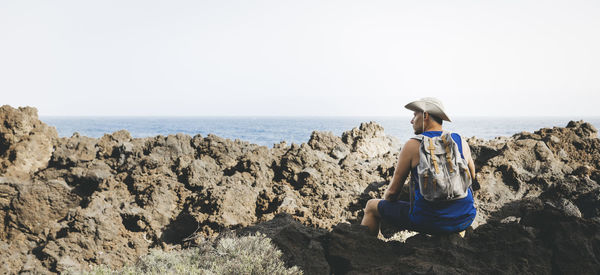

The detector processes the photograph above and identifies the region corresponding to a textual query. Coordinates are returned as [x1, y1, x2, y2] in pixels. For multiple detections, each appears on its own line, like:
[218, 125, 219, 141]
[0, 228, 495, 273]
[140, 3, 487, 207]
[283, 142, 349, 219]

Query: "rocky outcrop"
[0, 106, 57, 179]
[0, 105, 599, 274]
[468, 121, 600, 227]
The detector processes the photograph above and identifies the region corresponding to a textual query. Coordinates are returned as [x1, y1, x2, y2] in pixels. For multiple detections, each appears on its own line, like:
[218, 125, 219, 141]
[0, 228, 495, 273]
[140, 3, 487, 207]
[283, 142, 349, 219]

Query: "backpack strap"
[426, 138, 440, 174]
[441, 131, 455, 173]
[443, 131, 466, 159]
[411, 134, 424, 142]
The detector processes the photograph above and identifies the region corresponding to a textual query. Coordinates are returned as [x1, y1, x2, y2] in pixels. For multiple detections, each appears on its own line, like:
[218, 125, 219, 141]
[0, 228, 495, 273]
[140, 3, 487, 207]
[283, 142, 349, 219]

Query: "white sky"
[1, 0, 599, 117]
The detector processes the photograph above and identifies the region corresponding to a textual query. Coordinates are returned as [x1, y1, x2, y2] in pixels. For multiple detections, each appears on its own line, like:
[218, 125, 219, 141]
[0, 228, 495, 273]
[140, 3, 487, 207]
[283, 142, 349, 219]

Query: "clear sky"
[1, 0, 599, 117]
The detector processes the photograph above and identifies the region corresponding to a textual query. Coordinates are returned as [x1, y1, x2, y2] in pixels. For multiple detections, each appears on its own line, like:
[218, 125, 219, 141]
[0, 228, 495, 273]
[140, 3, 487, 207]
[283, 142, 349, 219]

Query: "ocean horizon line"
[40, 115, 600, 119]
[39, 116, 600, 147]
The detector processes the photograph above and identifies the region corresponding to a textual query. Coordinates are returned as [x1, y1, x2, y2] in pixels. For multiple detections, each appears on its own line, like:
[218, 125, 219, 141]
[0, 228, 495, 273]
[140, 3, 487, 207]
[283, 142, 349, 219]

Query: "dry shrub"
[77, 233, 302, 275]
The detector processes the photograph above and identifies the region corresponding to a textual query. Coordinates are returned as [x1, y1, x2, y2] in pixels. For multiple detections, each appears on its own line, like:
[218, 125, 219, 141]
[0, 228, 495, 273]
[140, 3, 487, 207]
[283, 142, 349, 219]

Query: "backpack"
[410, 132, 472, 203]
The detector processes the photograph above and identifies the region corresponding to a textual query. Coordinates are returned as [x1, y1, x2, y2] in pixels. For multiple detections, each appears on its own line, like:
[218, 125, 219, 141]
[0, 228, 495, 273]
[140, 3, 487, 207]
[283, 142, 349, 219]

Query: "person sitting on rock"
[361, 97, 477, 235]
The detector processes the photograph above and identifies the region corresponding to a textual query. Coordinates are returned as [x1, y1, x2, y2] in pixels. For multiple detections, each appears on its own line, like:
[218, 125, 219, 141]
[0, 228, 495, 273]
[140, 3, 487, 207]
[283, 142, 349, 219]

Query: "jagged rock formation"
[0, 105, 599, 274]
[469, 121, 600, 227]
[0, 106, 57, 179]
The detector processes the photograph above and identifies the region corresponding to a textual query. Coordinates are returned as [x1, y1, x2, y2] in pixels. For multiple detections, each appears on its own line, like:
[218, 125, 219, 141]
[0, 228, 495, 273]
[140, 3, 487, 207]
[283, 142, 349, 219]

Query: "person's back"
[408, 130, 476, 234]
[360, 97, 476, 235]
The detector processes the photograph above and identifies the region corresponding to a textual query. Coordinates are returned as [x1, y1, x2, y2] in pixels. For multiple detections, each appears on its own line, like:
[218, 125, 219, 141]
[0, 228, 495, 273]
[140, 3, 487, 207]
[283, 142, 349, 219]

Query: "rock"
[177, 157, 222, 188]
[576, 188, 600, 218]
[39, 188, 149, 273]
[327, 223, 411, 274]
[546, 198, 583, 217]
[341, 122, 401, 159]
[0, 240, 49, 274]
[0, 177, 81, 274]
[227, 146, 275, 186]
[0, 106, 57, 179]
[469, 120, 600, 227]
[50, 133, 97, 168]
[308, 131, 350, 159]
[4, 179, 80, 237]
[211, 174, 260, 227]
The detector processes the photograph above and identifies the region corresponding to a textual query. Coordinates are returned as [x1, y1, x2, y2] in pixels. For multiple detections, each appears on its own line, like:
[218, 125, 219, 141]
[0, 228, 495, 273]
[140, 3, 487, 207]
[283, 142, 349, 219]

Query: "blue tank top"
[409, 131, 477, 233]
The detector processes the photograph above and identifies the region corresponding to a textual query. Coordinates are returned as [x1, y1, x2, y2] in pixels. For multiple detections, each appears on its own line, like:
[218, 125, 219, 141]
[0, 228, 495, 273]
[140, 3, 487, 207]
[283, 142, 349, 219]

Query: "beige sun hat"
[404, 97, 451, 122]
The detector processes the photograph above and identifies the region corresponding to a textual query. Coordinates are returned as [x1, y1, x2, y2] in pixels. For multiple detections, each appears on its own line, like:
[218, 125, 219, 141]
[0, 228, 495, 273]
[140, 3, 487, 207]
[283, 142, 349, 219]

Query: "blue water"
[40, 117, 600, 147]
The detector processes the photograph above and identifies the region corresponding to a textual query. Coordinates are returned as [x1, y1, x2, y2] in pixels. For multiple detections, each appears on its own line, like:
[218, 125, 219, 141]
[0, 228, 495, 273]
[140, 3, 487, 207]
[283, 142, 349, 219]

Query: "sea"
[40, 117, 600, 147]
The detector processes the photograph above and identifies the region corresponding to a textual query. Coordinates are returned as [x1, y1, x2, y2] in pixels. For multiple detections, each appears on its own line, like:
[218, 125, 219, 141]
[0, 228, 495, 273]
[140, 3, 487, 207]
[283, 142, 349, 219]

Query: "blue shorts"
[377, 200, 416, 230]
[377, 199, 472, 234]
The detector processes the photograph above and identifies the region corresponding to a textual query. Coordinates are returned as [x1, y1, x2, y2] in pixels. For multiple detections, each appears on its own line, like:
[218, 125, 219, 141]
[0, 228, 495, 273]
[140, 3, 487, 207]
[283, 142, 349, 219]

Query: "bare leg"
[361, 199, 382, 236]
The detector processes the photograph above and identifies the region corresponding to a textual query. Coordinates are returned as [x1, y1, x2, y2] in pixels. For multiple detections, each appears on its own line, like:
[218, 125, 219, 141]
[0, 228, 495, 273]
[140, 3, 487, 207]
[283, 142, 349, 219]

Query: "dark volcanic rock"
[1, 106, 600, 274]
[254, 202, 599, 274]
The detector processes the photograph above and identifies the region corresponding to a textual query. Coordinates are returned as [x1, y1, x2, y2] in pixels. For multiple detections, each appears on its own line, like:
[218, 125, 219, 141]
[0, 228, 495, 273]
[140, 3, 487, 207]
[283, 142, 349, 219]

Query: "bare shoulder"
[461, 137, 473, 157]
[401, 138, 421, 167]
[461, 137, 470, 148]
[402, 138, 420, 152]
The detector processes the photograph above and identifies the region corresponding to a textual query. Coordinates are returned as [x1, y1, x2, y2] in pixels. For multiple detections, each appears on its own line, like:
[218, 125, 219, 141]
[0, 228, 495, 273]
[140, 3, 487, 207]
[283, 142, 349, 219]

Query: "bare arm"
[462, 139, 476, 179]
[384, 139, 419, 201]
